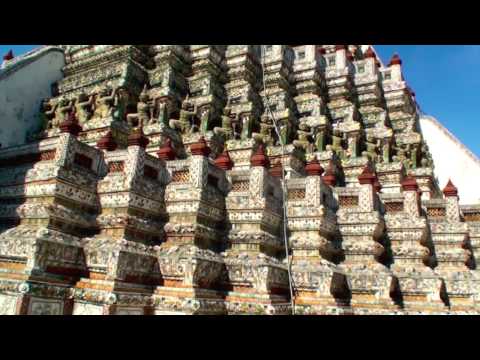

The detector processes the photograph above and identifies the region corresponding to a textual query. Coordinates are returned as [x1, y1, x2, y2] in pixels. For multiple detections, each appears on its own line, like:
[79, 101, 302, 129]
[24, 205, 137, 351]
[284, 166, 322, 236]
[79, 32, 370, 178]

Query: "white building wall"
[420, 115, 480, 205]
[0, 47, 65, 149]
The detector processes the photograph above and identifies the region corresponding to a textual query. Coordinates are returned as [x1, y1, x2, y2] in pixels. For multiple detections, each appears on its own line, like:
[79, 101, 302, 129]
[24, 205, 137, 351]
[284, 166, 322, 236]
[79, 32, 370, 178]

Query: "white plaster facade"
[0, 46, 65, 149]
[420, 115, 480, 205]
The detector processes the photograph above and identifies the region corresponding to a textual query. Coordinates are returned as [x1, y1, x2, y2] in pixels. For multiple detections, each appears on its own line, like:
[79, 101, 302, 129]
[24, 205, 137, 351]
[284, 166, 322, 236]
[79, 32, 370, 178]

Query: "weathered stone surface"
[0, 45, 478, 315]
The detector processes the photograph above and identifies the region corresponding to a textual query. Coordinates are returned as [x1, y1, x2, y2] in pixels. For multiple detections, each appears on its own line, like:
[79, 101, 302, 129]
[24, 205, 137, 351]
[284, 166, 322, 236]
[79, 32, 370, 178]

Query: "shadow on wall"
[0, 47, 65, 149]
[0, 141, 42, 235]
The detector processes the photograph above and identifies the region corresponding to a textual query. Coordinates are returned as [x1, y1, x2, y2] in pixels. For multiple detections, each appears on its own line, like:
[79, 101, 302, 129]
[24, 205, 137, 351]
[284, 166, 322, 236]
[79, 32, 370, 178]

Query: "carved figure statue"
[39, 98, 57, 130]
[53, 97, 74, 128]
[75, 91, 95, 125]
[127, 86, 152, 129]
[293, 122, 314, 153]
[420, 144, 433, 168]
[252, 115, 275, 145]
[214, 105, 238, 140]
[393, 145, 405, 162]
[362, 135, 380, 161]
[393, 145, 412, 169]
[327, 129, 344, 156]
[93, 86, 118, 119]
[410, 144, 420, 169]
[169, 96, 198, 135]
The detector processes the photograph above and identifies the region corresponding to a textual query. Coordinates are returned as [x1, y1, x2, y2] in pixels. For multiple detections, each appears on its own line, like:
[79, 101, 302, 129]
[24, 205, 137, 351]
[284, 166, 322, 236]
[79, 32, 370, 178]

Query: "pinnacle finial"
[443, 179, 458, 198]
[401, 175, 419, 192]
[358, 166, 376, 185]
[3, 50, 14, 62]
[215, 149, 233, 170]
[127, 127, 149, 149]
[158, 138, 176, 161]
[364, 46, 376, 59]
[97, 131, 117, 151]
[389, 53, 402, 66]
[346, 50, 355, 62]
[60, 110, 82, 136]
[190, 137, 211, 157]
[250, 143, 270, 168]
[322, 163, 337, 186]
[305, 158, 324, 177]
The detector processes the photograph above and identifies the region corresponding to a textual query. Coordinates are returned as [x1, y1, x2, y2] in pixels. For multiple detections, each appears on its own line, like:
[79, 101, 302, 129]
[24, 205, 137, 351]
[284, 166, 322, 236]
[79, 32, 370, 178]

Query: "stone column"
[222, 144, 291, 315]
[385, 176, 446, 313]
[337, 167, 400, 314]
[431, 180, 476, 313]
[289, 159, 351, 315]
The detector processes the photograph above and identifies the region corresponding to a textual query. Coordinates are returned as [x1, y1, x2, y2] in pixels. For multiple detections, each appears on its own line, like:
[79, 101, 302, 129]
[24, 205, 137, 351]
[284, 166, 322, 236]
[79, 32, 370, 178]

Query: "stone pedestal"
[153, 144, 229, 315]
[384, 178, 447, 313]
[288, 171, 351, 315]
[222, 152, 290, 314]
[337, 170, 400, 314]
[428, 183, 477, 313]
[0, 133, 101, 314]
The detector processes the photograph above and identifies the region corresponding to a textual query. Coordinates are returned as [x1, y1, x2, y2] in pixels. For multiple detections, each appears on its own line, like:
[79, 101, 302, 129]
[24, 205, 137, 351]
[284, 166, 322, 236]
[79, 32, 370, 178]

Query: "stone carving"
[327, 129, 344, 157]
[293, 121, 314, 153]
[0, 294, 17, 315]
[362, 135, 380, 161]
[40, 98, 57, 131]
[75, 91, 95, 125]
[214, 103, 239, 140]
[93, 86, 113, 119]
[169, 96, 198, 135]
[127, 86, 153, 129]
[53, 97, 74, 128]
[0, 44, 477, 316]
[252, 115, 275, 145]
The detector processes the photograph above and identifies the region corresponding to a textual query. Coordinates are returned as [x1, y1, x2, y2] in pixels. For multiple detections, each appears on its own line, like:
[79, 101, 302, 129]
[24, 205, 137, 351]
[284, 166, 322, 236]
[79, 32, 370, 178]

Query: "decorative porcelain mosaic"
[0, 45, 478, 315]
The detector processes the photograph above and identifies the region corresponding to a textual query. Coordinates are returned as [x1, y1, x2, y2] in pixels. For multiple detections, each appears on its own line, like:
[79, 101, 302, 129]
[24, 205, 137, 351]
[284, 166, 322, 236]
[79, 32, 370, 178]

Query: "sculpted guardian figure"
[214, 104, 238, 140]
[293, 122, 314, 153]
[252, 114, 275, 145]
[169, 96, 198, 135]
[362, 135, 380, 161]
[53, 97, 74, 128]
[39, 98, 57, 130]
[420, 144, 434, 168]
[393, 145, 412, 170]
[75, 91, 95, 125]
[93, 86, 118, 119]
[327, 129, 344, 156]
[127, 86, 153, 129]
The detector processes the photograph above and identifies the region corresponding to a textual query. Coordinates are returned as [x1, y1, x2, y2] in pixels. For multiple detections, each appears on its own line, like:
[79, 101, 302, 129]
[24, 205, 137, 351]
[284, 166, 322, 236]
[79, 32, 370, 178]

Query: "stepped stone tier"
[0, 44, 479, 315]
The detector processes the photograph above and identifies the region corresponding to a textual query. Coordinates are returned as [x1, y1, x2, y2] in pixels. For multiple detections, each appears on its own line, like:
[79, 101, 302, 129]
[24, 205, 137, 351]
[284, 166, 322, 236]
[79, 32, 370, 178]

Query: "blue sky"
[1, 45, 479, 157]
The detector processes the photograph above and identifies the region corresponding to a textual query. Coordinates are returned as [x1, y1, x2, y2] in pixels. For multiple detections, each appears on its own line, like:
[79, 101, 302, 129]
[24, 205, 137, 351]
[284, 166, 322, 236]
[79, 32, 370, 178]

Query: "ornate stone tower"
[0, 45, 479, 315]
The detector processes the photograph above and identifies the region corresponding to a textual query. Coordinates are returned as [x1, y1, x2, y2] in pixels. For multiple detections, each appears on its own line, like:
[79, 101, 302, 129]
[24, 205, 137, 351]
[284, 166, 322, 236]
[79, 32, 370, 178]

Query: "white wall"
[420, 115, 480, 205]
[0, 48, 65, 148]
